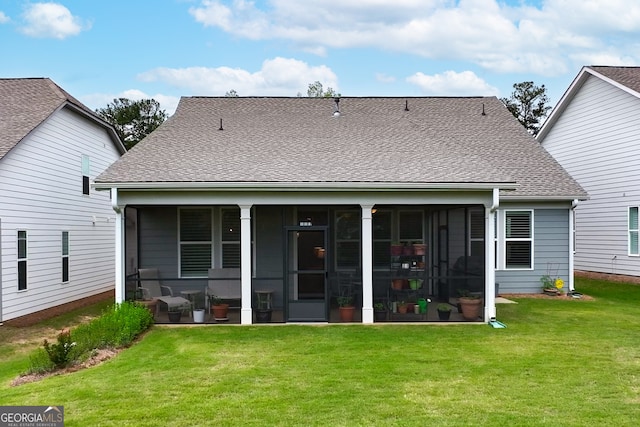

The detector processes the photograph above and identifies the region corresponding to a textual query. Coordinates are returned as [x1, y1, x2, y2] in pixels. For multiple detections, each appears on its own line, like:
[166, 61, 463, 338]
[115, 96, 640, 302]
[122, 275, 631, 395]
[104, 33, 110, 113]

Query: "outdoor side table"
[254, 290, 274, 323]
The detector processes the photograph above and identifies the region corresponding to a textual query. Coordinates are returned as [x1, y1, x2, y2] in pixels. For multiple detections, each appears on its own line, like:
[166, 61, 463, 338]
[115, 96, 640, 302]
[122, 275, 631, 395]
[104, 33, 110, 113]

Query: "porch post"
[112, 188, 125, 304]
[240, 205, 253, 325]
[485, 190, 498, 321]
[361, 204, 374, 324]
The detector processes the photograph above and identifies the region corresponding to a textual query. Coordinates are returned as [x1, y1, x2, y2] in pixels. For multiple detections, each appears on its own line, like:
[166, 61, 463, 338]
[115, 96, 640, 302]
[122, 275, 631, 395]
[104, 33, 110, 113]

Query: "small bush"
[27, 348, 55, 374]
[43, 329, 76, 369]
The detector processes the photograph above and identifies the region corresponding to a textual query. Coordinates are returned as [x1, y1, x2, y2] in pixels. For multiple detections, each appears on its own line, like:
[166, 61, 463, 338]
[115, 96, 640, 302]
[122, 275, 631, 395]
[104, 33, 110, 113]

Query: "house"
[95, 96, 587, 324]
[538, 66, 640, 279]
[0, 78, 125, 325]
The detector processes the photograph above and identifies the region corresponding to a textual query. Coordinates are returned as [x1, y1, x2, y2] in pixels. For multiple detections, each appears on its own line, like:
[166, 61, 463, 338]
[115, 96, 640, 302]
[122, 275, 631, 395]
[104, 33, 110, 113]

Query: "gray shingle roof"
[0, 78, 123, 160]
[589, 66, 640, 94]
[97, 96, 587, 199]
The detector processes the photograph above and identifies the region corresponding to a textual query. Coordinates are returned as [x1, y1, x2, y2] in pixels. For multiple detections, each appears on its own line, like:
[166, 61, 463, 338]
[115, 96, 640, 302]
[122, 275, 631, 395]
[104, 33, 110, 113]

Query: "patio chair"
[137, 268, 191, 315]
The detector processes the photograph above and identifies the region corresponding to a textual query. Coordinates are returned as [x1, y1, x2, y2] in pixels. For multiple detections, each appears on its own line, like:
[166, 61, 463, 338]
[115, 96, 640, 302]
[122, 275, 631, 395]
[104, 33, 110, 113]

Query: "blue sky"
[1, 0, 638, 115]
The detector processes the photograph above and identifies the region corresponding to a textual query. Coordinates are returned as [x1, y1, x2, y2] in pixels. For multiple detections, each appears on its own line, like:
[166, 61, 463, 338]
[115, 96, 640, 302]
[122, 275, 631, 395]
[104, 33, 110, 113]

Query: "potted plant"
[397, 300, 408, 314]
[390, 242, 403, 256]
[167, 308, 182, 323]
[540, 275, 564, 295]
[437, 303, 452, 321]
[373, 302, 386, 322]
[457, 289, 482, 321]
[209, 294, 229, 320]
[337, 296, 355, 322]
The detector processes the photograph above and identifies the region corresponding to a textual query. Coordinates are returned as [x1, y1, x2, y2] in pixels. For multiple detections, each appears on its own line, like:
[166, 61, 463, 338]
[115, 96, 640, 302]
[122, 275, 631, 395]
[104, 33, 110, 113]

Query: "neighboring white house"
[0, 78, 125, 324]
[538, 66, 640, 278]
[96, 96, 587, 325]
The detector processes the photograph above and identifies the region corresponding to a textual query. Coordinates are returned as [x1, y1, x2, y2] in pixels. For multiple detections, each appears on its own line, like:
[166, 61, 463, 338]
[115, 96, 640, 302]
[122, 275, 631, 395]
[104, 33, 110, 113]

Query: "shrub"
[43, 329, 76, 369]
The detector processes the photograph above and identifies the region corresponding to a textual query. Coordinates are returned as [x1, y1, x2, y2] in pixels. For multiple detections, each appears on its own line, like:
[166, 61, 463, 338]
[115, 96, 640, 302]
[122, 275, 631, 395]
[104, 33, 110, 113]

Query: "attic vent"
[405, 100, 409, 111]
[333, 97, 340, 117]
[218, 118, 223, 131]
[481, 104, 486, 116]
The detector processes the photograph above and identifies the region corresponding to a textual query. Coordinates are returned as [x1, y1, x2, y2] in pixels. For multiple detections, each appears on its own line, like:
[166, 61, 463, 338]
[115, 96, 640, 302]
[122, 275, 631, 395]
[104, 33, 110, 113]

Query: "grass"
[1, 277, 639, 426]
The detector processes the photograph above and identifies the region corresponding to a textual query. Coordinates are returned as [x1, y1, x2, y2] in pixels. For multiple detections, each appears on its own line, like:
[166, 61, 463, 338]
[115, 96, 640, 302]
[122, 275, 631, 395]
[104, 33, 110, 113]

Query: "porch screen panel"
[505, 210, 532, 269]
[335, 211, 360, 269]
[221, 208, 240, 268]
[373, 210, 391, 268]
[399, 211, 423, 244]
[629, 207, 639, 255]
[180, 208, 212, 277]
[469, 210, 484, 257]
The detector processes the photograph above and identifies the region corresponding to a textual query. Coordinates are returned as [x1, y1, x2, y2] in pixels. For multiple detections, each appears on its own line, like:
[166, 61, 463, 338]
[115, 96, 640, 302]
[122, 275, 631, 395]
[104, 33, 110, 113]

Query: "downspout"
[569, 199, 578, 292]
[112, 188, 124, 303]
[486, 188, 499, 322]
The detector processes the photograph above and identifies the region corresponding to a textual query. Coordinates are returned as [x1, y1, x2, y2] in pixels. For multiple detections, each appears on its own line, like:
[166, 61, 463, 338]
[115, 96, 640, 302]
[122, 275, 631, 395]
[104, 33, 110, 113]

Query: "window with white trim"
[629, 207, 639, 256]
[469, 209, 484, 257]
[179, 208, 212, 277]
[62, 231, 69, 283]
[221, 208, 240, 268]
[81, 155, 90, 195]
[17, 230, 27, 290]
[504, 210, 533, 269]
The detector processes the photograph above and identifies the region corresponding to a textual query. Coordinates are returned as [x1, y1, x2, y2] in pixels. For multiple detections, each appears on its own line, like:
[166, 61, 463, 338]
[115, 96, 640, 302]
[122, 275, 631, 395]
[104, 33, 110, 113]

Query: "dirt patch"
[10, 347, 122, 387]
[499, 293, 594, 301]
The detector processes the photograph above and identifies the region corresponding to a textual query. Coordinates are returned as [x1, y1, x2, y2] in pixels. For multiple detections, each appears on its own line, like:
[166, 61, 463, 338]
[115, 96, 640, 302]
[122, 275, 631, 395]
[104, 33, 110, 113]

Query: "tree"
[96, 98, 167, 150]
[500, 81, 551, 136]
[225, 89, 239, 97]
[306, 81, 340, 97]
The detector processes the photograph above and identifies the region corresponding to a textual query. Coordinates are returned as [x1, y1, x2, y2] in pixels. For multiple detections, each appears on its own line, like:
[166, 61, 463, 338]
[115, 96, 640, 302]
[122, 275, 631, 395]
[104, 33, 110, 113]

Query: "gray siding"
[543, 75, 640, 276]
[496, 208, 569, 293]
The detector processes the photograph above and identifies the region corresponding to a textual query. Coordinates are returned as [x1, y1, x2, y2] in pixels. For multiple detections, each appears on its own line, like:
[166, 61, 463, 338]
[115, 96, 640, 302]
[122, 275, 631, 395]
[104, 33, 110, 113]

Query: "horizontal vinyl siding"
[138, 206, 179, 278]
[496, 208, 570, 293]
[542, 75, 640, 276]
[0, 107, 121, 321]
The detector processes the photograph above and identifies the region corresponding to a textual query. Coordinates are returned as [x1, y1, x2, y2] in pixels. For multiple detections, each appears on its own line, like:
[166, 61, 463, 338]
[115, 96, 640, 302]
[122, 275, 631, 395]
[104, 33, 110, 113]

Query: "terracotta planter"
[339, 306, 355, 322]
[402, 246, 414, 255]
[392, 279, 407, 290]
[212, 303, 229, 319]
[397, 304, 408, 314]
[390, 245, 404, 256]
[459, 297, 482, 321]
[413, 244, 426, 255]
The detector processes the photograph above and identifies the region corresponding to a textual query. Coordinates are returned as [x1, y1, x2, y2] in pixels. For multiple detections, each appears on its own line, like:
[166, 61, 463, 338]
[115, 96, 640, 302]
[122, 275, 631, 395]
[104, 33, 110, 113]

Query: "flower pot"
[255, 309, 272, 323]
[374, 310, 386, 322]
[167, 311, 182, 323]
[397, 304, 408, 314]
[212, 303, 229, 320]
[413, 244, 426, 255]
[339, 306, 355, 322]
[193, 309, 205, 323]
[437, 309, 451, 321]
[402, 246, 414, 255]
[392, 279, 407, 290]
[543, 288, 559, 296]
[390, 245, 403, 256]
[459, 297, 482, 321]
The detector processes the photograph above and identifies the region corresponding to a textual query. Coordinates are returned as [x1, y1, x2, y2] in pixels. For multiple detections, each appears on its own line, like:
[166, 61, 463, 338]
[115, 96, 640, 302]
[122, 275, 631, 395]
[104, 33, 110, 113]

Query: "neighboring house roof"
[96, 96, 586, 200]
[0, 77, 125, 161]
[538, 66, 640, 141]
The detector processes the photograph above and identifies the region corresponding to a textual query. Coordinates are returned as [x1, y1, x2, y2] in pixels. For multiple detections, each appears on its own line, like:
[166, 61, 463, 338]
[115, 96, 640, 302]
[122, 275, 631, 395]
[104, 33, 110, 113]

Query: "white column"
[113, 188, 125, 303]
[485, 206, 497, 321]
[569, 201, 577, 292]
[240, 205, 253, 324]
[361, 205, 374, 324]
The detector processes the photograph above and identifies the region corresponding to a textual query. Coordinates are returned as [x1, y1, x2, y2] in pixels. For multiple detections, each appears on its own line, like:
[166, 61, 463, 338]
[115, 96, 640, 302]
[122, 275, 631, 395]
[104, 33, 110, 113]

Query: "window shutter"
[629, 207, 639, 255]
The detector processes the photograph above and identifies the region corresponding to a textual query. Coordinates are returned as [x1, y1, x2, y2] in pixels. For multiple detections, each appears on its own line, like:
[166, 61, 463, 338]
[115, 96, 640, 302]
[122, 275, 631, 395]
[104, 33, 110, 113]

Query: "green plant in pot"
[396, 300, 408, 314]
[337, 296, 355, 322]
[167, 308, 182, 323]
[210, 294, 229, 320]
[437, 303, 452, 321]
[373, 302, 386, 322]
[457, 289, 482, 321]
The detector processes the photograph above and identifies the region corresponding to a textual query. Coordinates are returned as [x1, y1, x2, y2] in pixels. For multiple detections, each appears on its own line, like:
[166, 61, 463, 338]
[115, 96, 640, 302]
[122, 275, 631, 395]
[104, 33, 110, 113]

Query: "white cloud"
[20, 2, 89, 39]
[187, 0, 640, 76]
[0, 11, 10, 24]
[406, 70, 499, 96]
[138, 57, 339, 97]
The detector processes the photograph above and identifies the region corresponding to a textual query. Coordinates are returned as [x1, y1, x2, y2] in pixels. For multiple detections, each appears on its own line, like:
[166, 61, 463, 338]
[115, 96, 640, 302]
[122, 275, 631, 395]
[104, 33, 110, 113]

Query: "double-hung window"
[629, 207, 639, 256]
[504, 210, 533, 269]
[179, 208, 212, 277]
[17, 231, 27, 290]
[62, 231, 69, 283]
[221, 208, 240, 268]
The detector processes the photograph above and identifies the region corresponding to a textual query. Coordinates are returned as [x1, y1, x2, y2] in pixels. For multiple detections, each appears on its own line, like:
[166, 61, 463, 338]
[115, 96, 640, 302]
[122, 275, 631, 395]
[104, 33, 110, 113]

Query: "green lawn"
[1, 277, 639, 426]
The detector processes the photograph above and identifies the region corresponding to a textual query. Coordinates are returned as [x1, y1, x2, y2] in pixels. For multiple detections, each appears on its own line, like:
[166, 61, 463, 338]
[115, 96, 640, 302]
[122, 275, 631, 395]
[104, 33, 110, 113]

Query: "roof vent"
[333, 97, 340, 117]
[218, 118, 224, 130]
[405, 100, 409, 111]
[481, 104, 486, 116]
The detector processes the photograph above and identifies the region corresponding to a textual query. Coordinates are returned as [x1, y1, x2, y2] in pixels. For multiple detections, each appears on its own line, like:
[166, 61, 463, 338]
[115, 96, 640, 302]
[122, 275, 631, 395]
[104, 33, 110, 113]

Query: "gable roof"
[538, 66, 640, 141]
[96, 96, 586, 200]
[0, 78, 125, 160]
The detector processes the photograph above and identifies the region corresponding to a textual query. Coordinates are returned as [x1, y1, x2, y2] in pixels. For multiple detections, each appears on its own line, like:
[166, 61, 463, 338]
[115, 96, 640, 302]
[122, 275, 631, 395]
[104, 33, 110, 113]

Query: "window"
[179, 208, 212, 277]
[221, 208, 240, 268]
[629, 207, 639, 256]
[372, 210, 392, 268]
[82, 155, 90, 195]
[504, 210, 533, 269]
[17, 230, 27, 290]
[398, 211, 423, 246]
[335, 210, 360, 269]
[469, 210, 484, 257]
[62, 231, 69, 283]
